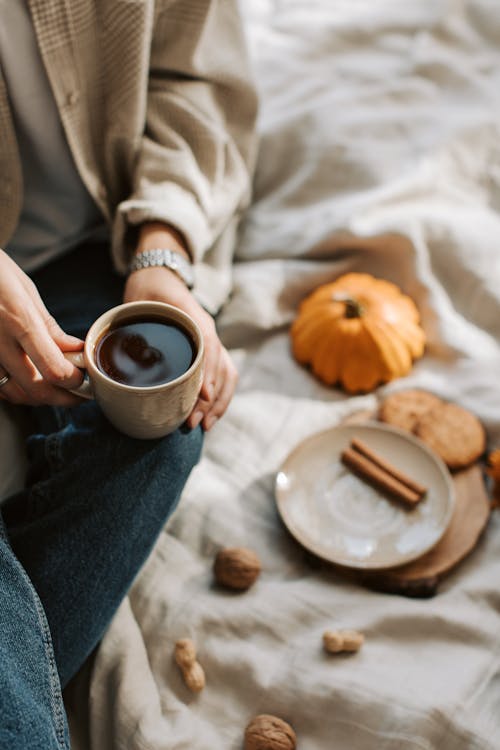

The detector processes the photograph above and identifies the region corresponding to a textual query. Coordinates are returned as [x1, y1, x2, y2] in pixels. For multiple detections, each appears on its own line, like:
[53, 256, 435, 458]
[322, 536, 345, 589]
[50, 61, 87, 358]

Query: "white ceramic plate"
[275, 422, 455, 570]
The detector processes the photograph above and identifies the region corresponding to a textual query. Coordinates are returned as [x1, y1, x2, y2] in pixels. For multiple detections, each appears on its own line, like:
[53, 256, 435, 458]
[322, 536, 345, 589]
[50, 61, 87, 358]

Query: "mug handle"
[63, 351, 93, 400]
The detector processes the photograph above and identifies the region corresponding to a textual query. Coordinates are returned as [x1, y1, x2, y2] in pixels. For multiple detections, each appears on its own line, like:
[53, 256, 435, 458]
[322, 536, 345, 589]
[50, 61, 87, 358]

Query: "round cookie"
[414, 402, 486, 469]
[378, 389, 443, 433]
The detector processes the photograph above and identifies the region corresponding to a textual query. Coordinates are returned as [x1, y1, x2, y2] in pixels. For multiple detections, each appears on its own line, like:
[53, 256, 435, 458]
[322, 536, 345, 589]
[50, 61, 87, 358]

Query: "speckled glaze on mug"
[67, 301, 204, 439]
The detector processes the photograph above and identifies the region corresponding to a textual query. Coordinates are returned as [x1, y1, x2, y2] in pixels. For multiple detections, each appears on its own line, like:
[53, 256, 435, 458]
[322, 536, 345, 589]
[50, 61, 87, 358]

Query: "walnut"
[244, 714, 297, 750]
[213, 547, 261, 590]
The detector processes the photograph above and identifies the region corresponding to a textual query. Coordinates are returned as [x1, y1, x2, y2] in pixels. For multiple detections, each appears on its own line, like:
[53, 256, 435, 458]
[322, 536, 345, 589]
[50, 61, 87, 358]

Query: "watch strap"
[128, 248, 194, 289]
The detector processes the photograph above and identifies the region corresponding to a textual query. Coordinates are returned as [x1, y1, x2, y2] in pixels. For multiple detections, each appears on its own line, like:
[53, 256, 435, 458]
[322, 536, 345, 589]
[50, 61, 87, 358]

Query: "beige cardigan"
[0, 0, 258, 312]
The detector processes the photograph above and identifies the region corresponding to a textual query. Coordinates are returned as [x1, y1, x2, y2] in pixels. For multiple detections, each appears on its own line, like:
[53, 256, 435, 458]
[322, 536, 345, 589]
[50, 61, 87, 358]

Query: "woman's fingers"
[202, 348, 238, 431]
[0, 375, 27, 405]
[1, 327, 83, 397]
[0, 250, 84, 406]
[197, 318, 218, 403]
[14, 312, 83, 389]
[0, 345, 83, 406]
[186, 330, 223, 429]
[0, 376, 82, 407]
[27, 277, 83, 352]
[186, 344, 238, 431]
[183, 322, 239, 431]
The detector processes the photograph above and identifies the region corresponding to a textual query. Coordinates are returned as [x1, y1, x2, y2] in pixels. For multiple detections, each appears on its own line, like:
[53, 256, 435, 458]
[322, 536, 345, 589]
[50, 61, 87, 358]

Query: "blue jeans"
[0, 244, 203, 748]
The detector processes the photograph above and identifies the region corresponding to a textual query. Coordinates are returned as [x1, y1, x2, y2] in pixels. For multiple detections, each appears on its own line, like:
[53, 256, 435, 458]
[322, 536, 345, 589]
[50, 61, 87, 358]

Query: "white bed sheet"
[3, 1, 500, 748]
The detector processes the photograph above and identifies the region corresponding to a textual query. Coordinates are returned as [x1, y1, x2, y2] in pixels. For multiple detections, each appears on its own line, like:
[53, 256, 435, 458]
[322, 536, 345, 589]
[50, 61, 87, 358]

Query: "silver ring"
[0, 373, 11, 388]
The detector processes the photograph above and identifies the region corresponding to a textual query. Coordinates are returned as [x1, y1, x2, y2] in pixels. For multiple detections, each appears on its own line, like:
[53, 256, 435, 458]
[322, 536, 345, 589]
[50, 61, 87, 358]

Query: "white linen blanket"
[3, 1, 500, 748]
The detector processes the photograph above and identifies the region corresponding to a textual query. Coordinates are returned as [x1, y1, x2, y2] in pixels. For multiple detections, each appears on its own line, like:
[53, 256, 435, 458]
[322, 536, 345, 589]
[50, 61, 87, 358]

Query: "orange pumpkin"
[290, 272, 426, 393]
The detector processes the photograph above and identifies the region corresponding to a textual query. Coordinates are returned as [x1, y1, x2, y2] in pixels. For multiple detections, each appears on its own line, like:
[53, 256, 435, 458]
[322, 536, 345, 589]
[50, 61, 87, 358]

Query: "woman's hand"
[124, 267, 238, 431]
[0, 250, 84, 406]
[123, 243, 238, 432]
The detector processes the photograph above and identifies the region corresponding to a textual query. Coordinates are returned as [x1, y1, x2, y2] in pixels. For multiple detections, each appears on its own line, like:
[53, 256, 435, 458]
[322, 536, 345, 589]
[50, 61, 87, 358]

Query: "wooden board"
[341, 411, 492, 597]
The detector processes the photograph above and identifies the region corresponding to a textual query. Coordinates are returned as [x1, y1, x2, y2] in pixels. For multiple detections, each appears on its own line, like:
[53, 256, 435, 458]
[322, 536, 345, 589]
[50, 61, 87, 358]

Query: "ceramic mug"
[65, 301, 204, 439]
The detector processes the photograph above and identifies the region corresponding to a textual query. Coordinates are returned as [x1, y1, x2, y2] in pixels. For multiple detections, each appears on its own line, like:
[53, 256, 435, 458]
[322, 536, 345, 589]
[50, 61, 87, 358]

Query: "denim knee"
[135, 425, 204, 504]
[52, 415, 205, 521]
[3, 401, 204, 531]
[1, 409, 204, 692]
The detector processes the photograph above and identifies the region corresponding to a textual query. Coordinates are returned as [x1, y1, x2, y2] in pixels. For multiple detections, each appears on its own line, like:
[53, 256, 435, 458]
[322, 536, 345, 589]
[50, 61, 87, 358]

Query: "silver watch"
[128, 248, 195, 289]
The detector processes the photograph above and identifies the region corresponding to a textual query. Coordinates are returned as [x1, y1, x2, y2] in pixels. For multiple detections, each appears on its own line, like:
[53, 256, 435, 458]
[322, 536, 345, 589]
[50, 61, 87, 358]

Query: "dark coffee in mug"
[95, 316, 196, 387]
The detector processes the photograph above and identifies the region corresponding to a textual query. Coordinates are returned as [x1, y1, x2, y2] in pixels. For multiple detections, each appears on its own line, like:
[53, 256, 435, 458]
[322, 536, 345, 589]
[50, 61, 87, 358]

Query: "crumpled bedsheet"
[3, 1, 500, 748]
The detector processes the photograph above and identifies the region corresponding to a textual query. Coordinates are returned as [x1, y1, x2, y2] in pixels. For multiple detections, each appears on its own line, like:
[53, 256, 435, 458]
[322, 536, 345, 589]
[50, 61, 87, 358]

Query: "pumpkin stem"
[332, 294, 364, 318]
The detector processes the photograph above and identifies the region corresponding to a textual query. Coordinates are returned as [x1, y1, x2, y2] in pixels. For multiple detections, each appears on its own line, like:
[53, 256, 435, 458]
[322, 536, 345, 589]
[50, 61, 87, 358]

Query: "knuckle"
[11, 312, 33, 340]
[24, 276, 39, 296]
[44, 363, 70, 384]
[43, 313, 60, 333]
[191, 397, 207, 415]
[211, 400, 227, 418]
[197, 402, 210, 416]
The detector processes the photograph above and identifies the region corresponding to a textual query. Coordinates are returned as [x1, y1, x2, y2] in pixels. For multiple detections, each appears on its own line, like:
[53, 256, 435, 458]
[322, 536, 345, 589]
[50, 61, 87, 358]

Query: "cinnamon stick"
[341, 448, 423, 506]
[350, 438, 428, 497]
